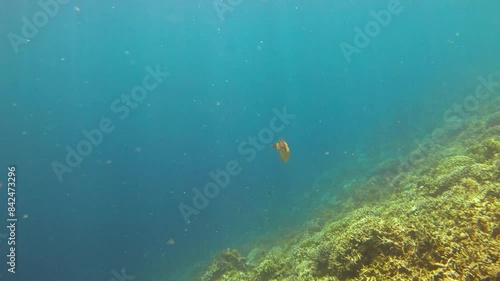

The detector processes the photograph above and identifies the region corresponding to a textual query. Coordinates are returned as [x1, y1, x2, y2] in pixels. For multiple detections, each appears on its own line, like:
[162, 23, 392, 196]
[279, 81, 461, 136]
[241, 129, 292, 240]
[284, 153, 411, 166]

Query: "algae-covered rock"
[251, 250, 290, 281]
[245, 248, 265, 267]
[407, 155, 494, 196]
[485, 125, 500, 138]
[201, 248, 247, 281]
[467, 138, 500, 162]
[435, 155, 475, 173]
[376, 158, 402, 176]
[486, 111, 500, 127]
[430, 164, 492, 195]
[351, 176, 392, 203]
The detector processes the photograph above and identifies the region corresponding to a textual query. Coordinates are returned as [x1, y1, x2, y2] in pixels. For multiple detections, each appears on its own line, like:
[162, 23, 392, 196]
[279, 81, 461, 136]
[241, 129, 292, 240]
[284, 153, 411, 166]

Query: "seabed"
[196, 93, 500, 281]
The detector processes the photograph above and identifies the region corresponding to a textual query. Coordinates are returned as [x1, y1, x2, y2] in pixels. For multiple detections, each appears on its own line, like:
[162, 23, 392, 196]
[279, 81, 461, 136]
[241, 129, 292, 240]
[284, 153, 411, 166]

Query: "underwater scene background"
[1, 0, 500, 280]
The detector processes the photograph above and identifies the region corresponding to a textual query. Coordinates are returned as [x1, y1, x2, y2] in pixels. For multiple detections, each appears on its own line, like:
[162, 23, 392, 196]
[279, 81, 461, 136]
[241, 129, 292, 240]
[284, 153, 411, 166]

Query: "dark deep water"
[1, 0, 499, 280]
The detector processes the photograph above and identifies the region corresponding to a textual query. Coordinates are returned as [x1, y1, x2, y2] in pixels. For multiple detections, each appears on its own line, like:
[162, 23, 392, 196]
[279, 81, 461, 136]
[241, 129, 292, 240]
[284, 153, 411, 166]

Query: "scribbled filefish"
[272, 139, 290, 162]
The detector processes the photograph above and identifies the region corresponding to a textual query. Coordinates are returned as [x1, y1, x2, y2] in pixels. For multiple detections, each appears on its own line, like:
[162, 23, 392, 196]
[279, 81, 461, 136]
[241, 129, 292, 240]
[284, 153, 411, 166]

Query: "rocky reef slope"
[199, 88, 500, 281]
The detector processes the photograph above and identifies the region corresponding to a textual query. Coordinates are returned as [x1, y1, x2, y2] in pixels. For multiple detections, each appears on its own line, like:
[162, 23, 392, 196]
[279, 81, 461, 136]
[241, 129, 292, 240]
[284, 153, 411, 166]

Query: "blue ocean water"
[1, 0, 499, 280]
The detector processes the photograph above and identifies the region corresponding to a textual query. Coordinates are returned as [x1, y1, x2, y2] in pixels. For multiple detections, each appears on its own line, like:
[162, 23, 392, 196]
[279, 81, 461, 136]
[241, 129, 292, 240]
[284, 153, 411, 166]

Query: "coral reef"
[202, 248, 247, 281]
[196, 101, 500, 280]
[486, 112, 500, 128]
[246, 248, 266, 267]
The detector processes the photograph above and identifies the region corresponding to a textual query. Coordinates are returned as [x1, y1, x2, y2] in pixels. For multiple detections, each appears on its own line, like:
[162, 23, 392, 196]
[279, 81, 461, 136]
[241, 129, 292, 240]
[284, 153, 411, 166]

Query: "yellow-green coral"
[467, 138, 500, 162]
